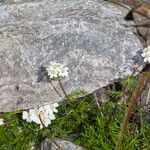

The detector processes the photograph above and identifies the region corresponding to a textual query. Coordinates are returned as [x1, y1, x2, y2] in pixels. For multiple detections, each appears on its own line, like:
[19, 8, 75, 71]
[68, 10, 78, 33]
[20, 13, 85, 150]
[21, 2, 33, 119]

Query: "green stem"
[58, 79, 68, 98]
[58, 79, 73, 106]
[39, 115, 61, 150]
[49, 135, 61, 150]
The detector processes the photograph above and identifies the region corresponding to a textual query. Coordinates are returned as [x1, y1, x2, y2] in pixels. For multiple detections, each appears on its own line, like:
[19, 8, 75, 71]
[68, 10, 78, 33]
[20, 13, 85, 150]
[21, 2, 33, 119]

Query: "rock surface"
[112, 3, 131, 18]
[133, 4, 150, 46]
[0, 0, 144, 112]
[41, 138, 85, 150]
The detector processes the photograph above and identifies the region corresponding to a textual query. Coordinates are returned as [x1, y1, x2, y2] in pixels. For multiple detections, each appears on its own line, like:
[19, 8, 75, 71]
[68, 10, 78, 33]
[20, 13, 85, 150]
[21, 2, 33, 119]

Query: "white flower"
[47, 66, 59, 78]
[46, 62, 69, 78]
[53, 103, 59, 108]
[0, 119, 4, 125]
[53, 103, 59, 113]
[40, 124, 44, 129]
[44, 103, 59, 113]
[22, 111, 32, 122]
[29, 109, 41, 124]
[141, 46, 150, 63]
[22, 103, 59, 129]
[52, 103, 59, 113]
[49, 113, 56, 120]
[39, 111, 51, 128]
[58, 67, 69, 77]
[48, 62, 61, 68]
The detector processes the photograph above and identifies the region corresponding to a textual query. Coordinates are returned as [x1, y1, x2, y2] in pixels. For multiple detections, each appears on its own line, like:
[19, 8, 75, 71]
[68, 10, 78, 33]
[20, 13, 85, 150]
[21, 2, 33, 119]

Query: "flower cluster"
[46, 62, 69, 79]
[22, 103, 59, 129]
[0, 118, 4, 125]
[141, 46, 150, 63]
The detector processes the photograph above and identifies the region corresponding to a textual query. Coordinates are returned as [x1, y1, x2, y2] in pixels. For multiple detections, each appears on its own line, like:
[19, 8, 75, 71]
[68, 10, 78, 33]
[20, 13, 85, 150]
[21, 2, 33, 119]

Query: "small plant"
[22, 103, 59, 129]
[46, 62, 69, 79]
[46, 62, 73, 106]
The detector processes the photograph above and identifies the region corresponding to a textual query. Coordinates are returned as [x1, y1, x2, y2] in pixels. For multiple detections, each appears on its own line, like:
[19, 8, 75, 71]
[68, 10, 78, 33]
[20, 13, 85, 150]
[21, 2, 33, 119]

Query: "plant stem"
[58, 79, 68, 98]
[58, 79, 73, 106]
[115, 66, 150, 150]
[39, 115, 61, 150]
[49, 136, 61, 150]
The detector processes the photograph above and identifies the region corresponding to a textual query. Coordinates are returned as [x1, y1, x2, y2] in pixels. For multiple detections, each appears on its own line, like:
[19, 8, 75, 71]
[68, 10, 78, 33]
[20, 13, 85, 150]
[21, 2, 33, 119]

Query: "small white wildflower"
[0, 118, 4, 125]
[141, 46, 150, 63]
[58, 67, 69, 77]
[53, 103, 59, 113]
[22, 103, 59, 129]
[22, 111, 32, 122]
[40, 124, 44, 129]
[53, 103, 59, 108]
[48, 113, 56, 120]
[46, 62, 69, 78]
[44, 103, 59, 113]
[47, 66, 59, 78]
[29, 109, 41, 124]
[43, 105, 53, 114]
[50, 62, 62, 70]
[39, 111, 51, 127]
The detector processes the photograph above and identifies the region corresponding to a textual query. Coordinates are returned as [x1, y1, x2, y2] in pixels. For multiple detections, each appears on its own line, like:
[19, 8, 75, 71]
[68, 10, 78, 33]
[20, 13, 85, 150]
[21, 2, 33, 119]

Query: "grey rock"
[142, 0, 150, 4]
[112, 3, 131, 18]
[141, 81, 150, 112]
[126, 20, 137, 34]
[111, 4, 137, 34]
[41, 138, 85, 150]
[41, 139, 52, 150]
[133, 8, 150, 46]
[0, 0, 144, 112]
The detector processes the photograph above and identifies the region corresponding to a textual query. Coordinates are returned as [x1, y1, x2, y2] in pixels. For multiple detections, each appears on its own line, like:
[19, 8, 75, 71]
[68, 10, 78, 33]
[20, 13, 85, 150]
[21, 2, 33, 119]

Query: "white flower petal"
[40, 124, 43, 129]
[49, 114, 56, 120]
[0, 119, 4, 125]
[53, 103, 59, 108]
[144, 58, 148, 62]
[22, 102, 59, 129]
[22, 111, 28, 120]
[53, 108, 58, 113]
[46, 62, 69, 78]
[142, 46, 150, 63]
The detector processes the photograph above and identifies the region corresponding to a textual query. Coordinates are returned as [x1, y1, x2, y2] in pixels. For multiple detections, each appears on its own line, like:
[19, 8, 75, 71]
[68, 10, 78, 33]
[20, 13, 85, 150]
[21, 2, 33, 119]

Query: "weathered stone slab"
[41, 138, 85, 150]
[0, 0, 144, 112]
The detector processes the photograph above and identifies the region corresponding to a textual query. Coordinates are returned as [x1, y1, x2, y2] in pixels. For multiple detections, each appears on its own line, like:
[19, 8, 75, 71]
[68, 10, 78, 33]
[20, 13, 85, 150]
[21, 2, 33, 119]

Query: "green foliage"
[121, 75, 138, 92]
[0, 111, 44, 150]
[68, 90, 87, 100]
[107, 89, 124, 98]
[0, 81, 150, 150]
[49, 96, 150, 150]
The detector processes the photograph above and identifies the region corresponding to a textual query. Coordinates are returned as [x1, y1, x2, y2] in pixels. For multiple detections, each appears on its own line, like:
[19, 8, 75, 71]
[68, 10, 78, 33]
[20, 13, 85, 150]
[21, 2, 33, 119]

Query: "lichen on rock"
[0, 0, 144, 112]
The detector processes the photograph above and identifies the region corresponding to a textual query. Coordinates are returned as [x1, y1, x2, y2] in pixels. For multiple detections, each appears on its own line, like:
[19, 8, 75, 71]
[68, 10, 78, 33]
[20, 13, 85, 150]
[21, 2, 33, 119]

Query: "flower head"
[22, 111, 32, 122]
[22, 103, 59, 129]
[0, 119, 4, 125]
[58, 67, 69, 77]
[46, 62, 69, 78]
[29, 109, 41, 124]
[141, 46, 150, 63]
